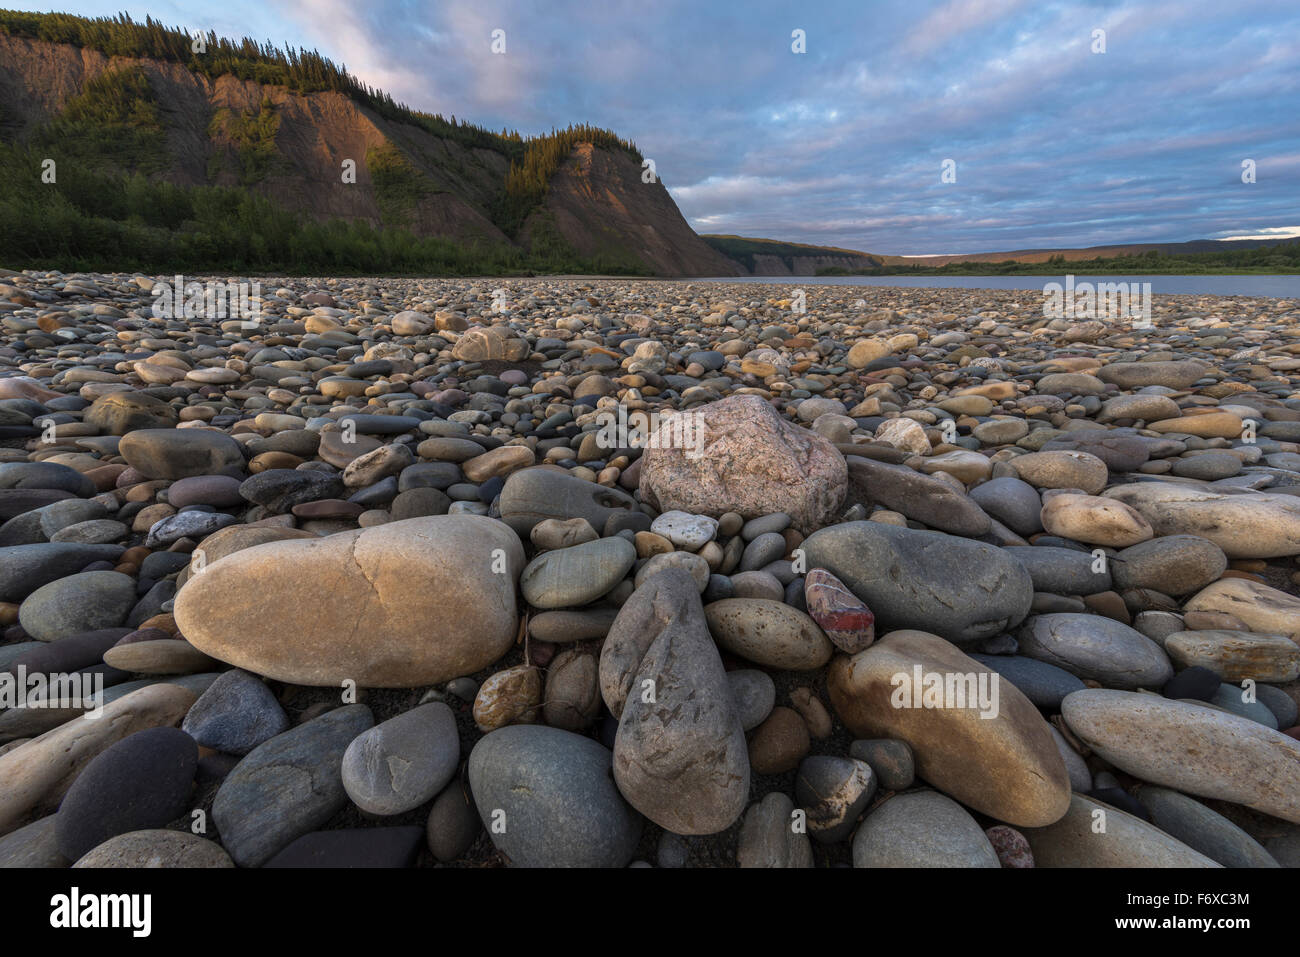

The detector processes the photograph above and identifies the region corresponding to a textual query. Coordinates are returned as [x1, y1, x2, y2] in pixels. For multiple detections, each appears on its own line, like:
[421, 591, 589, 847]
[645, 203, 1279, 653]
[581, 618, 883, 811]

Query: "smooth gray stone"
[0, 486, 79, 521]
[739, 531, 787, 571]
[498, 468, 636, 536]
[846, 456, 991, 536]
[397, 461, 462, 491]
[970, 653, 1087, 709]
[212, 705, 374, 867]
[968, 476, 1044, 536]
[38, 499, 108, 537]
[119, 429, 246, 480]
[737, 792, 813, 868]
[601, 568, 749, 834]
[182, 669, 290, 756]
[341, 702, 459, 815]
[262, 825, 423, 867]
[238, 469, 344, 512]
[18, 571, 137, 641]
[1050, 725, 1092, 792]
[127, 579, 175, 627]
[852, 791, 999, 867]
[335, 414, 421, 435]
[0, 510, 47, 547]
[740, 512, 790, 540]
[144, 510, 238, 548]
[0, 641, 45, 670]
[468, 724, 641, 868]
[801, 521, 1033, 646]
[1211, 683, 1278, 728]
[50, 519, 127, 545]
[727, 669, 776, 731]
[1112, 535, 1227, 596]
[0, 815, 68, 868]
[1138, 785, 1280, 868]
[520, 536, 636, 608]
[1006, 545, 1112, 595]
[425, 782, 481, 863]
[243, 429, 320, 458]
[0, 542, 125, 602]
[54, 726, 198, 861]
[1133, 610, 1186, 646]
[1017, 613, 1173, 689]
[527, 607, 619, 643]
[848, 739, 914, 791]
[1022, 792, 1220, 866]
[1257, 684, 1298, 729]
[0, 461, 95, 497]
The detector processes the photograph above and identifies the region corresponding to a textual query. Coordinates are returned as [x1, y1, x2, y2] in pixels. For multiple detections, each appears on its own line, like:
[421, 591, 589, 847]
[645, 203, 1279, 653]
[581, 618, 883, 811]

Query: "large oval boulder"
[468, 724, 641, 867]
[174, 515, 524, 686]
[1022, 793, 1219, 867]
[801, 521, 1033, 646]
[852, 790, 1000, 867]
[639, 394, 847, 533]
[1182, 578, 1300, 640]
[1102, 483, 1300, 559]
[827, 630, 1070, 827]
[1017, 614, 1173, 689]
[600, 568, 749, 834]
[844, 456, 990, 536]
[1062, 689, 1300, 824]
[119, 429, 246, 480]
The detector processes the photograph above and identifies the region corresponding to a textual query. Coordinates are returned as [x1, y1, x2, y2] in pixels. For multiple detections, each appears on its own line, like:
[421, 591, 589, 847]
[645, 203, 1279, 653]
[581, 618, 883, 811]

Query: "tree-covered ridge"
[702, 234, 884, 272]
[0, 139, 651, 276]
[0, 9, 654, 275]
[208, 98, 282, 185]
[33, 63, 167, 173]
[495, 124, 643, 236]
[0, 9, 640, 168]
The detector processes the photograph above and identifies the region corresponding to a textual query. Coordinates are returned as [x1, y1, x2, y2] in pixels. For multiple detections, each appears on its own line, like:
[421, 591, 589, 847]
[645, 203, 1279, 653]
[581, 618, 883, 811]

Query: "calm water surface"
[694, 275, 1300, 298]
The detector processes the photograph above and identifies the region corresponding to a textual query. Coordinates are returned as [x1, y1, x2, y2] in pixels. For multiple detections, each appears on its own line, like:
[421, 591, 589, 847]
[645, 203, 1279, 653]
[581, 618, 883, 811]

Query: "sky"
[12, 0, 1300, 254]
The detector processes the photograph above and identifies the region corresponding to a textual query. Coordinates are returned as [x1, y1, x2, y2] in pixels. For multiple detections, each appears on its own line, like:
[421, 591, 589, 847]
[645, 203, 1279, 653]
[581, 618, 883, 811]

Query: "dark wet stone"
[1162, 665, 1221, 701]
[263, 826, 424, 867]
[54, 726, 198, 861]
[0, 542, 126, 603]
[238, 469, 344, 512]
[182, 669, 291, 756]
[0, 462, 96, 497]
[212, 704, 373, 867]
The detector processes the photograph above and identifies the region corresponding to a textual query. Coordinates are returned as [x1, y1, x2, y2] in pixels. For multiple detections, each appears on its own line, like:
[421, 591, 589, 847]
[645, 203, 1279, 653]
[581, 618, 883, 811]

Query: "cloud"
[26, 0, 1298, 253]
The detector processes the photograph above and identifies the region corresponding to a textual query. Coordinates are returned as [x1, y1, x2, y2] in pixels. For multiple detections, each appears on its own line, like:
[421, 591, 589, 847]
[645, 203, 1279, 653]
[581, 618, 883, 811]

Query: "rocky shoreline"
[0, 272, 1297, 868]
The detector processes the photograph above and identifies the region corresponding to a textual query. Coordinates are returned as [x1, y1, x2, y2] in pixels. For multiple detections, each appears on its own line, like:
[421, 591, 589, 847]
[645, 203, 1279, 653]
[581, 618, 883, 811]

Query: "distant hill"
[701, 235, 886, 275]
[0, 10, 740, 276]
[704, 233, 1300, 276]
[896, 237, 1300, 266]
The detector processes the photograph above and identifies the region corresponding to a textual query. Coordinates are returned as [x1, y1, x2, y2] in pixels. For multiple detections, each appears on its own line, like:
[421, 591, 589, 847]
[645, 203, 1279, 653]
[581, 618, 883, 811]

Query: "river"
[693, 274, 1300, 298]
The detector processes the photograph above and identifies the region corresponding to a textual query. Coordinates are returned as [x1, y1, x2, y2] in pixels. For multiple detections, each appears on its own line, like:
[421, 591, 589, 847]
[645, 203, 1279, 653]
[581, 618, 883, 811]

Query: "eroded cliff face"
[0, 34, 737, 273]
[527, 144, 742, 277]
